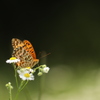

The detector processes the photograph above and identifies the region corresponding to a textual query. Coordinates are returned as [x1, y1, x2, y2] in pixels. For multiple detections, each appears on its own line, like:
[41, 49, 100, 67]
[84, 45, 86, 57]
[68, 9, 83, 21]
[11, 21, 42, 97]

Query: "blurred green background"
[1, 1, 100, 100]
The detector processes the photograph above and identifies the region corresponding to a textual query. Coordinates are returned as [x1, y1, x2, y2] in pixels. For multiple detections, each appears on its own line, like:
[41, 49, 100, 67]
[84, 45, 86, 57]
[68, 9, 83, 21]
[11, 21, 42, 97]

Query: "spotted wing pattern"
[12, 38, 39, 68]
[23, 40, 36, 59]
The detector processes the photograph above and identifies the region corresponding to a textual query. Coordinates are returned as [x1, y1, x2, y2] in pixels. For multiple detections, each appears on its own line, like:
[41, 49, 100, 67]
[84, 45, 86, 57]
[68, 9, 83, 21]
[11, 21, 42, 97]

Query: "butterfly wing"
[12, 46, 35, 68]
[12, 38, 39, 68]
[12, 38, 24, 49]
[23, 40, 37, 59]
[23, 40, 39, 66]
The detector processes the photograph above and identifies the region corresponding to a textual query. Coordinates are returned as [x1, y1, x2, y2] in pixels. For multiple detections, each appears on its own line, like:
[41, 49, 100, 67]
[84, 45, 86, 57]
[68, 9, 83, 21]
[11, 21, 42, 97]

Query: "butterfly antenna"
[39, 53, 51, 59]
[37, 52, 42, 58]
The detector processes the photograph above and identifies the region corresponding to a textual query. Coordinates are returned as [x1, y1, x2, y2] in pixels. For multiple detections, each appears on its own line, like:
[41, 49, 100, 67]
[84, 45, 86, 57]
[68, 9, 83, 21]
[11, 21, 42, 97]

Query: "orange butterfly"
[12, 38, 39, 68]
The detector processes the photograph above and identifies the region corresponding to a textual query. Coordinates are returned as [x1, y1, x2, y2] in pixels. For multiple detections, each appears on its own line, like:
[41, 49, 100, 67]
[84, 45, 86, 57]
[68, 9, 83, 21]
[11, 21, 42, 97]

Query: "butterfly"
[12, 38, 39, 68]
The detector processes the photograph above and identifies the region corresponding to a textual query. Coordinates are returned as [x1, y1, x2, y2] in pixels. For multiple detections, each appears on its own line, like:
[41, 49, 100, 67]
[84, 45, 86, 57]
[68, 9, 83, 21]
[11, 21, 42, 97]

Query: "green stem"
[38, 77, 42, 100]
[19, 81, 25, 89]
[19, 80, 29, 92]
[9, 88, 12, 100]
[14, 80, 28, 100]
[14, 90, 20, 100]
[12, 63, 18, 88]
[34, 65, 42, 72]
[15, 68, 18, 88]
[14, 81, 24, 100]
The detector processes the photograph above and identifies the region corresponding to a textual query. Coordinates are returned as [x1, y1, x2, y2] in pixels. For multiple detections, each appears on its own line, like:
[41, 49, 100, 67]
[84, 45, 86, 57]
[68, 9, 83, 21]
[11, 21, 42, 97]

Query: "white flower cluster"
[17, 65, 50, 80]
[17, 67, 34, 81]
[6, 57, 50, 81]
[37, 65, 50, 76]
[5, 82, 13, 89]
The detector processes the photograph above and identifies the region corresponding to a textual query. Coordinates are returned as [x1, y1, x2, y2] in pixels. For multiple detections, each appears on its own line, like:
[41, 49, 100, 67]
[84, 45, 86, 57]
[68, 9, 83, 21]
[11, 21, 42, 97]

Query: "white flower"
[42, 67, 50, 73]
[25, 67, 35, 73]
[38, 72, 43, 76]
[6, 57, 20, 64]
[17, 69, 34, 81]
[5, 82, 13, 89]
[19, 67, 34, 73]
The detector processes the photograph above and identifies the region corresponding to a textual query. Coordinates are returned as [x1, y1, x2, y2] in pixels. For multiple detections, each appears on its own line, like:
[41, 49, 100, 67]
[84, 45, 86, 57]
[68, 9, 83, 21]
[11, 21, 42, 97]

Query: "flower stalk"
[6, 57, 50, 100]
[5, 82, 13, 100]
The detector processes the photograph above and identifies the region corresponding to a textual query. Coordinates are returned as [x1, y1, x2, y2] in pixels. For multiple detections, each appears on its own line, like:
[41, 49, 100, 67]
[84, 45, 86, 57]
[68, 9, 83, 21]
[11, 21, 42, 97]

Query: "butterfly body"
[12, 38, 39, 68]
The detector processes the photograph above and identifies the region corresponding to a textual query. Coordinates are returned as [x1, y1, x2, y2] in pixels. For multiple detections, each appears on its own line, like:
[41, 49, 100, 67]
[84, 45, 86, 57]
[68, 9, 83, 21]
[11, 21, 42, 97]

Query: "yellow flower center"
[10, 57, 17, 60]
[24, 73, 30, 77]
[26, 67, 31, 69]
